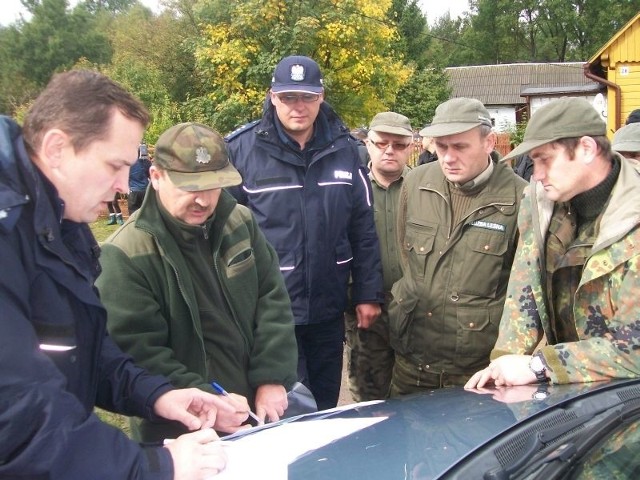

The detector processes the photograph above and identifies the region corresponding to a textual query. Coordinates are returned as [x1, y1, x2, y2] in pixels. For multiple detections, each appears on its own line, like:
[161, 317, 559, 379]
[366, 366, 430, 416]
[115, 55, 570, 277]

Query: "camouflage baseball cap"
[419, 98, 493, 137]
[369, 112, 413, 137]
[154, 122, 242, 191]
[505, 97, 606, 161]
[612, 123, 640, 153]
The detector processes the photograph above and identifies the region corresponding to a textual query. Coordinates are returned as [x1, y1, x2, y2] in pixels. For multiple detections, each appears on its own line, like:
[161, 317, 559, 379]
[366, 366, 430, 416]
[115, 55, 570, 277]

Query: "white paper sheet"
[216, 416, 387, 479]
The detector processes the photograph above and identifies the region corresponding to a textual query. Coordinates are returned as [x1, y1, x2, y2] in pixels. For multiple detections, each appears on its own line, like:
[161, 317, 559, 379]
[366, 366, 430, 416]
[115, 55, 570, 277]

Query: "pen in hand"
[211, 381, 264, 425]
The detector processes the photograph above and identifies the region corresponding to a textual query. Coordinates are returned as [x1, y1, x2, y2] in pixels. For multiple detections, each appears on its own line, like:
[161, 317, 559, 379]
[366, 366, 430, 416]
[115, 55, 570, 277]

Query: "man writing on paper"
[97, 122, 298, 443]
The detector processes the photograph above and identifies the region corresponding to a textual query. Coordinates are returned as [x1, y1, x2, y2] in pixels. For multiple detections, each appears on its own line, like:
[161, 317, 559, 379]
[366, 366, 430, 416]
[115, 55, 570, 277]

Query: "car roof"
[219, 379, 640, 479]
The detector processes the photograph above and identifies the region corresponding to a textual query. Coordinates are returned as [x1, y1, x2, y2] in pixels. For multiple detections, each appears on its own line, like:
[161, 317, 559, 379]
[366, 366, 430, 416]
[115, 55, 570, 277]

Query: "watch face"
[530, 355, 545, 373]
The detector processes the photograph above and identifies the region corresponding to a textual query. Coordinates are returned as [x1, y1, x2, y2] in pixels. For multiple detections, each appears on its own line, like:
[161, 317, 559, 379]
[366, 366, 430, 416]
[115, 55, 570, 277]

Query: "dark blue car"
[219, 379, 640, 479]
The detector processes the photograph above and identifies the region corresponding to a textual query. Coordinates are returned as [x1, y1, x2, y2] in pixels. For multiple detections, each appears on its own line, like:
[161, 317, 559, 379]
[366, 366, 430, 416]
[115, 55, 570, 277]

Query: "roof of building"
[445, 62, 602, 106]
[589, 12, 640, 64]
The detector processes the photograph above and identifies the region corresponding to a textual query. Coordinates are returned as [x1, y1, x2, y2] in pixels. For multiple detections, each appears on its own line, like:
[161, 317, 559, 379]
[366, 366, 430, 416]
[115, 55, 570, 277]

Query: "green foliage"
[193, 0, 414, 130]
[507, 121, 528, 147]
[393, 67, 451, 129]
[3, 0, 639, 138]
[14, 0, 112, 86]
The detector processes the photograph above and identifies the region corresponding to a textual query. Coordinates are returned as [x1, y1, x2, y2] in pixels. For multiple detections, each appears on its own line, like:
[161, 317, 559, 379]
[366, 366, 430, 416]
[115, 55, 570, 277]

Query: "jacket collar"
[0, 117, 102, 306]
[256, 97, 351, 148]
[532, 154, 640, 249]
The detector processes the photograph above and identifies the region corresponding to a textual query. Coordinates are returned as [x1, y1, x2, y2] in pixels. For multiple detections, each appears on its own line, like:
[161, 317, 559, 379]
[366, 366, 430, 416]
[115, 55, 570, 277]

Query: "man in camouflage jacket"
[466, 97, 640, 389]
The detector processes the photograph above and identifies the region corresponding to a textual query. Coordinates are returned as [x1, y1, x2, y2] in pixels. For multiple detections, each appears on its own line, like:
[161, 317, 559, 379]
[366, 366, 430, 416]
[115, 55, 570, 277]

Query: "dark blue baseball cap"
[271, 55, 324, 94]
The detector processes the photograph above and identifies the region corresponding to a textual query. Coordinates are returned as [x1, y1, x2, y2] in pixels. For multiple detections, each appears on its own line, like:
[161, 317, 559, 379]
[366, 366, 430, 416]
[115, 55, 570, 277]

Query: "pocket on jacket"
[403, 220, 436, 279]
[335, 242, 353, 268]
[458, 230, 509, 298]
[223, 244, 256, 278]
[387, 280, 420, 354]
[454, 305, 500, 369]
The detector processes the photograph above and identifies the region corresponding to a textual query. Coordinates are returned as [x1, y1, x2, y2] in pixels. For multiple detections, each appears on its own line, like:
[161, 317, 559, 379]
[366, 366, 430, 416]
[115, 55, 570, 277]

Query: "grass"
[90, 218, 122, 243]
[91, 213, 132, 437]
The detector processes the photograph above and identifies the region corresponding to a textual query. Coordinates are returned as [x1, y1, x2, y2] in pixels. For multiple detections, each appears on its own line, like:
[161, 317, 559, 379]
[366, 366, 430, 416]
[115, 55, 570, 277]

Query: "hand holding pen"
[212, 381, 264, 426]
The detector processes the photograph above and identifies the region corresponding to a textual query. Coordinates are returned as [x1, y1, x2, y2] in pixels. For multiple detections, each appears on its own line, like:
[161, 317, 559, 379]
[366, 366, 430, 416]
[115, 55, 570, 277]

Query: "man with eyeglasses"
[345, 112, 413, 401]
[387, 98, 527, 396]
[225, 55, 384, 410]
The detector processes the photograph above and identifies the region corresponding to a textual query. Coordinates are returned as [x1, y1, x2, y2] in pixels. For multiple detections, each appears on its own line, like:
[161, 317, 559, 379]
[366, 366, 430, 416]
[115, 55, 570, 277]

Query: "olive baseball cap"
[419, 98, 493, 137]
[612, 123, 640, 153]
[505, 97, 606, 160]
[154, 122, 242, 191]
[369, 112, 413, 137]
[271, 55, 324, 94]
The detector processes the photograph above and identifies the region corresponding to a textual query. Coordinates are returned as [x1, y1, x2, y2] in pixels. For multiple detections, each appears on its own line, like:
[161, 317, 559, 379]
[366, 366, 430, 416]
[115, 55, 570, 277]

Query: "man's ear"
[149, 165, 162, 190]
[579, 136, 598, 165]
[485, 130, 497, 154]
[39, 129, 69, 169]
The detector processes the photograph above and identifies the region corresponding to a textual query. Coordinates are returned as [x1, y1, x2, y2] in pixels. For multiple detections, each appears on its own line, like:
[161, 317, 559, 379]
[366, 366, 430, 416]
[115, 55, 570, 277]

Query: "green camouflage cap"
[154, 122, 242, 191]
[612, 123, 640, 153]
[419, 98, 493, 137]
[505, 97, 606, 161]
[369, 112, 413, 137]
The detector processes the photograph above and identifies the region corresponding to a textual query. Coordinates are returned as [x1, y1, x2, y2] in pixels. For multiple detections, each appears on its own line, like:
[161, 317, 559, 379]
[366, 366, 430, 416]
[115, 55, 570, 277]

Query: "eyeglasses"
[275, 93, 321, 105]
[371, 140, 412, 151]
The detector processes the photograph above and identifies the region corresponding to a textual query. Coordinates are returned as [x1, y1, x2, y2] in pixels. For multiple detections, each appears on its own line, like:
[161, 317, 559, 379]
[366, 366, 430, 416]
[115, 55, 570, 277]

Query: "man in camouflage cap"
[97, 122, 298, 443]
[466, 97, 640, 389]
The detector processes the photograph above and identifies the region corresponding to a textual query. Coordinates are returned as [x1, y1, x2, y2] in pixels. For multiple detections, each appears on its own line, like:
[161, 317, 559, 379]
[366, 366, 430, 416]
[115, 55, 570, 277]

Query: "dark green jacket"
[389, 159, 527, 376]
[97, 189, 297, 442]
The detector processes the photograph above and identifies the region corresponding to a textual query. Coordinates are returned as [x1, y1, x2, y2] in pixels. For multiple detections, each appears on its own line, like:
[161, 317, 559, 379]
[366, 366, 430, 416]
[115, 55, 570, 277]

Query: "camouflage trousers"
[390, 354, 472, 397]
[344, 308, 395, 402]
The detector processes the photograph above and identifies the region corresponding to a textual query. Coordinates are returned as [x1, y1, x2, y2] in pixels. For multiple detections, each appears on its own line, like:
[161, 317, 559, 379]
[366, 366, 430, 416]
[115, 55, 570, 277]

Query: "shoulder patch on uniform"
[225, 120, 261, 142]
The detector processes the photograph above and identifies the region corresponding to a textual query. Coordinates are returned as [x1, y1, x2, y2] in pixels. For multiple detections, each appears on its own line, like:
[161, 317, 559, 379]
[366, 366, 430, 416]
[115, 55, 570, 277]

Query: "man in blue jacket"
[0, 70, 248, 479]
[226, 55, 384, 409]
[127, 142, 152, 215]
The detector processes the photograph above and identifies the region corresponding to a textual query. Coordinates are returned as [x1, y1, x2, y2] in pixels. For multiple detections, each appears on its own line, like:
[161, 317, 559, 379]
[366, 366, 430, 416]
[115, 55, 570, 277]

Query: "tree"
[12, 0, 112, 86]
[393, 67, 451, 129]
[390, 0, 431, 68]
[193, 0, 414, 132]
[422, 13, 473, 67]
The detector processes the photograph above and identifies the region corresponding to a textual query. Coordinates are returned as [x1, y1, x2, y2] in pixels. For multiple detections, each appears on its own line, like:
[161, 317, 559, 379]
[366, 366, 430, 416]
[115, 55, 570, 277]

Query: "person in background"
[128, 142, 152, 215]
[465, 97, 640, 390]
[611, 122, 640, 163]
[225, 55, 384, 410]
[388, 97, 527, 396]
[345, 111, 413, 401]
[417, 128, 438, 165]
[625, 108, 640, 125]
[0, 70, 247, 480]
[106, 192, 124, 225]
[97, 122, 298, 443]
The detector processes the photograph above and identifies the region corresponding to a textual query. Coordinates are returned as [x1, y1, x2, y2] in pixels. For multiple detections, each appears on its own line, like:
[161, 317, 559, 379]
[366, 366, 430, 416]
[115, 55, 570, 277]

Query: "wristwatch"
[529, 352, 548, 383]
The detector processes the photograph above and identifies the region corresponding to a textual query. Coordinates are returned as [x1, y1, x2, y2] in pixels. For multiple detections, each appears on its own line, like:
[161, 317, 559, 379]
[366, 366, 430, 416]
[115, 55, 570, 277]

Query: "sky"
[1, 0, 470, 26]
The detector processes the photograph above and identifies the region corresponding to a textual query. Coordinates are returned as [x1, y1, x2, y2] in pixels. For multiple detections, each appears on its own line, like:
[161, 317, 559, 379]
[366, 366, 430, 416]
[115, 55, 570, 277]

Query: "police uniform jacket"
[226, 100, 384, 325]
[0, 116, 175, 479]
[389, 158, 527, 376]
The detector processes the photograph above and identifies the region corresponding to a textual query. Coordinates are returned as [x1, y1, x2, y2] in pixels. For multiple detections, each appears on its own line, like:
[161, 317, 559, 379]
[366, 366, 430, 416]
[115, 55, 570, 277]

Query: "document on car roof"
[216, 416, 387, 479]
